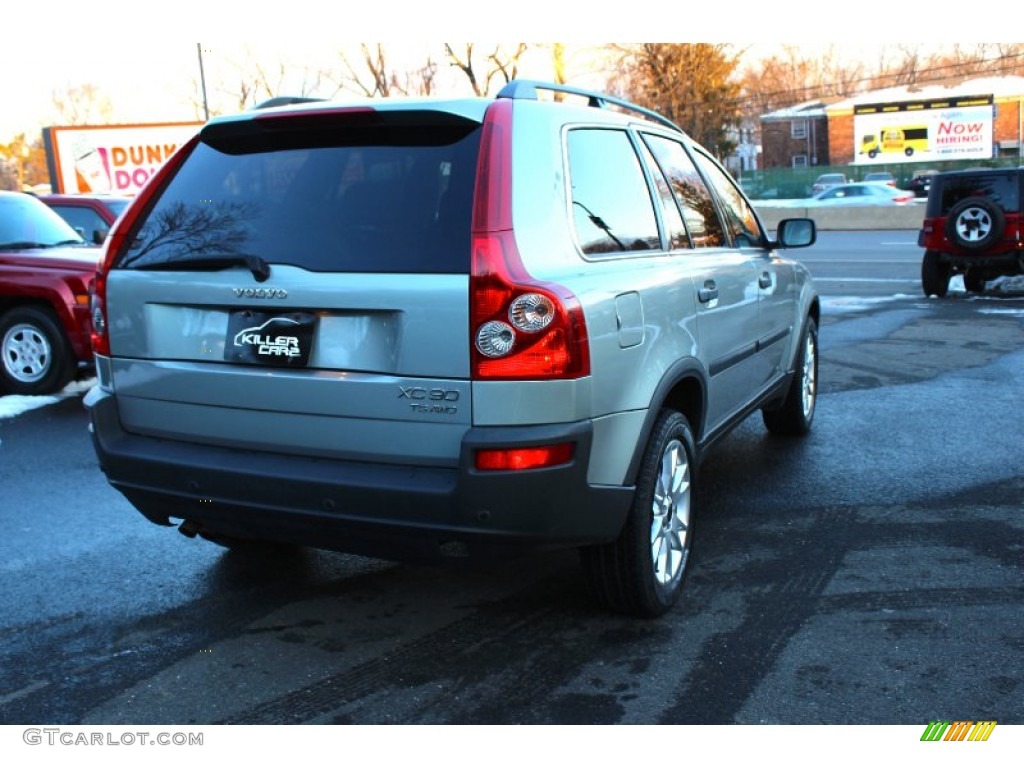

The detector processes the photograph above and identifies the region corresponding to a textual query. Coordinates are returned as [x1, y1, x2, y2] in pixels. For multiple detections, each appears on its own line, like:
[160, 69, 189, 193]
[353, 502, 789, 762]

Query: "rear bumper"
[87, 389, 633, 561]
[931, 250, 1023, 273]
[918, 230, 1024, 272]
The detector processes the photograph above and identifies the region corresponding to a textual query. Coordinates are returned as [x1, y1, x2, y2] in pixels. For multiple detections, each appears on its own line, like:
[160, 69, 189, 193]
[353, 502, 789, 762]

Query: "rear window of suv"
[932, 171, 1021, 217]
[115, 113, 482, 274]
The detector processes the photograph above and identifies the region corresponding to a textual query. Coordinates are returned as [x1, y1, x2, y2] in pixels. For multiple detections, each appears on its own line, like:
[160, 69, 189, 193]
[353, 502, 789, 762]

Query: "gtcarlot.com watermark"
[23, 728, 203, 747]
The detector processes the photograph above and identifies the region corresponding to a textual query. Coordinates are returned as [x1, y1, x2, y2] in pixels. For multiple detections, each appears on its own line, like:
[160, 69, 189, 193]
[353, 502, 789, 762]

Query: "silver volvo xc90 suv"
[87, 80, 819, 616]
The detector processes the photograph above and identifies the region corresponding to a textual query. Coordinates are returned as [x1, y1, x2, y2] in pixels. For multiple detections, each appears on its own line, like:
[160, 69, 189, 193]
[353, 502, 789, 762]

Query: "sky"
[1, 1, 964, 143]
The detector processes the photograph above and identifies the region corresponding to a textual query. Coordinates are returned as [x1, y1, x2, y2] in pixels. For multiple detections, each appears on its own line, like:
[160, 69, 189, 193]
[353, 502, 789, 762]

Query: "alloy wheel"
[650, 438, 691, 585]
[2, 323, 52, 384]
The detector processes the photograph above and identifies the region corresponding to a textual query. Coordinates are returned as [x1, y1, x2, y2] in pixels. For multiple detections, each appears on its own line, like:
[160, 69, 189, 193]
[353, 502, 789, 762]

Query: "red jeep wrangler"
[0, 191, 102, 395]
[918, 168, 1024, 297]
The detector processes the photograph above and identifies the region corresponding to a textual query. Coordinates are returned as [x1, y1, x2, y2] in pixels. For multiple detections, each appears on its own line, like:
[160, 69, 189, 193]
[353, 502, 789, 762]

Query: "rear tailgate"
[103, 104, 485, 468]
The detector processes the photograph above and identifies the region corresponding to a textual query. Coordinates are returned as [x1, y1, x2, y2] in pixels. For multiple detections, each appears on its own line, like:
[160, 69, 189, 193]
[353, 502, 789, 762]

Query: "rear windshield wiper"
[130, 253, 271, 282]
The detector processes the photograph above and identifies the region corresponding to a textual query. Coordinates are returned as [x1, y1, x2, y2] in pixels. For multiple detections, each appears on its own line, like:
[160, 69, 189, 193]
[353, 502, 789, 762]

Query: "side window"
[567, 129, 660, 256]
[52, 205, 106, 239]
[691, 150, 765, 248]
[642, 134, 725, 248]
[637, 141, 688, 250]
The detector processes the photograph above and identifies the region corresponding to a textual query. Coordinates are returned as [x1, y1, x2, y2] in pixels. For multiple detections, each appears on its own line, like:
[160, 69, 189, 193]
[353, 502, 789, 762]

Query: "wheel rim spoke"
[650, 438, 691, 585]
[3, 325, 51, 383]
[802, 332, 816, 417]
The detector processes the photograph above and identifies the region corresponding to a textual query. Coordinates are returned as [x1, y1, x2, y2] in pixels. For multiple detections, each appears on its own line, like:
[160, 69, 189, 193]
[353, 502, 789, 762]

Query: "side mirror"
[93, 229, 108, 245]
[774, 218, 816, 249]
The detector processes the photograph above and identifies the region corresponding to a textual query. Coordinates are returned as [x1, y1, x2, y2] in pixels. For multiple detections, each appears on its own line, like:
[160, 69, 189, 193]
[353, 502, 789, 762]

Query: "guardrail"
[755, 204, 925, 231]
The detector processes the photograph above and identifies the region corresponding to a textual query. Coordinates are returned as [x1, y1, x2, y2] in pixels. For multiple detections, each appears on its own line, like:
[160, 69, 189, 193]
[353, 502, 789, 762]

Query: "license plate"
[225, 310, 316, 368]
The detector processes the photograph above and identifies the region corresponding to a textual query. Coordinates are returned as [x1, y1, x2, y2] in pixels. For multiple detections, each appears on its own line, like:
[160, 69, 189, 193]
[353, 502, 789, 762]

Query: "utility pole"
[197, 44, 210, 122]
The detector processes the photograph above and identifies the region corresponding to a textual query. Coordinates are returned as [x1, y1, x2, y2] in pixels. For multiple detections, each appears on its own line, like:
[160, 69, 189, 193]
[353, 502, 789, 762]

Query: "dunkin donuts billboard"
[42, 122, 202, 195]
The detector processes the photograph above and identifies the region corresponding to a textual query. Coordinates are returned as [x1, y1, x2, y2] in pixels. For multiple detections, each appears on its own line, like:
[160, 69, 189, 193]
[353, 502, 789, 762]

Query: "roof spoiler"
[251, 96, 326, 110]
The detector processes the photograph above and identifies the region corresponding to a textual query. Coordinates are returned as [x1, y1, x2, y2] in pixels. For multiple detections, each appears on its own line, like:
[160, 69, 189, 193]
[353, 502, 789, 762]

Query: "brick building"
[759, 101, 831, 169]
[762, 76, 1024, 168]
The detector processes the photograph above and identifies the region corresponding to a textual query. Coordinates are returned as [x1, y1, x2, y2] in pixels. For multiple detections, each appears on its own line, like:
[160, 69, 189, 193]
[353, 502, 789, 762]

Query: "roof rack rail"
[496, 79, 683, 133]
[252, 96, 327, 110]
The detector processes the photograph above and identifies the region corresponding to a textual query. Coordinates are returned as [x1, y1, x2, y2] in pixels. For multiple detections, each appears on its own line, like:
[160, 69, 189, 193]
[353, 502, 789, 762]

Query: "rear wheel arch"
[582, 407, 697, 617]
[624, 363, 706, 487]
[767, 299, 818, 404]
[762, 314, 818, 436]
[802, 299, 820, 346]
[3, 283, 84, 337]
[803, 299, 820, 367]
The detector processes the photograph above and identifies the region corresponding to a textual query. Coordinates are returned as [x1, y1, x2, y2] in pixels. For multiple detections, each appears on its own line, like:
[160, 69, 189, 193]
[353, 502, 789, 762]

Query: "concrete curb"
[756, 205, 925, 231]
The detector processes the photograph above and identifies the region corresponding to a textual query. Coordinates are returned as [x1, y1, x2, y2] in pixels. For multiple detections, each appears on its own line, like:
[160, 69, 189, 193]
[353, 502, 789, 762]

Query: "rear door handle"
[698, 280, 719, 303]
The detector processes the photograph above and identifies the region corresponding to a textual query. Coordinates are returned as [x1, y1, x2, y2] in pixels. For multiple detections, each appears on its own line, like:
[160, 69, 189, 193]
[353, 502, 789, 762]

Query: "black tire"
[921, 251, 950, 298]
[0, 307, 75, 395]
[582, 409, 696, 618]
[868, 150, 878, 159]
[945, 197, 1004, 251]
[964, 269, 987, 293]
[762, 316, 818, 436]
[904, 147, 914, 157]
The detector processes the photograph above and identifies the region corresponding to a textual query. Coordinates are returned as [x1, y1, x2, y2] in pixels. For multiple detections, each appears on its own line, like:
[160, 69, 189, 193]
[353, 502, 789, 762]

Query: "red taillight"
[88, 271, 107, 355]
[469, 100, 590, 381]
[475, 443, 574, 471]
[471, 234, 590, 379]
[90, 133, 200, 357]
[893, 194, 914, 204]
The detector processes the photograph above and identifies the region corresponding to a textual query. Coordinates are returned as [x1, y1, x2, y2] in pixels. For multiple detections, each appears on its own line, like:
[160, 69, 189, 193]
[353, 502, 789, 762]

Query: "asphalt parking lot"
[0, 285, 1021, 730]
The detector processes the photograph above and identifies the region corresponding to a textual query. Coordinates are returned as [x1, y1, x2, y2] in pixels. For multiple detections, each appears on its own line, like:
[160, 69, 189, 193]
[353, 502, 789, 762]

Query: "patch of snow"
[0, 377, 96, 421]
[987, 274, 1024, 295]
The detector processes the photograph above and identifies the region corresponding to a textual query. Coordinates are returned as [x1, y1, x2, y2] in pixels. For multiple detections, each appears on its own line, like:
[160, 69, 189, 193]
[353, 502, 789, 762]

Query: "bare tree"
[737, 44, 872, 120]
[253, 59, 329, 102]
[741, 42, 1024, 122]
[921, 43, 1024, 82]
[816, 46, 868, 98]
[444, 43, 529, 96]
[872, 44, 927, 88]
[187, 46, 341, 119]
[51, 84, 114, 125]
[333, 44, 438, 98]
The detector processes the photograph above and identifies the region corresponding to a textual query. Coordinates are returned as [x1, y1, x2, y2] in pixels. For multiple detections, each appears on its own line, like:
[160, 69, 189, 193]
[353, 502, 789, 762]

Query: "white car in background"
[809, 182, 915, 206]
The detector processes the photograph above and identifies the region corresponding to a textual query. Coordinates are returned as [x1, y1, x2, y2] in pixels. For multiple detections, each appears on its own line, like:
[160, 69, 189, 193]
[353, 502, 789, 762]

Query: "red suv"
[0, 191, 101, 394]
[918, 168, 1024, 297]
[38, 193, 131, 245]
